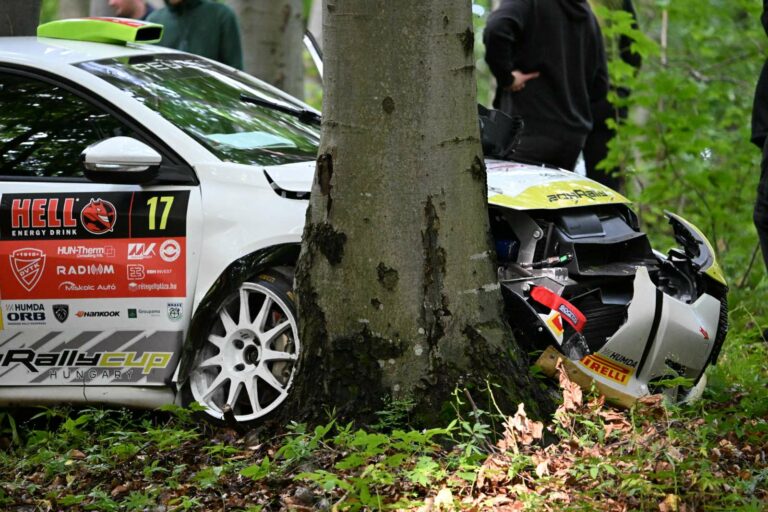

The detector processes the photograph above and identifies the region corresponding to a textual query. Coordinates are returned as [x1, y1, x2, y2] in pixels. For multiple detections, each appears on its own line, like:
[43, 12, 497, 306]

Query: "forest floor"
[0, 285, 766, 511]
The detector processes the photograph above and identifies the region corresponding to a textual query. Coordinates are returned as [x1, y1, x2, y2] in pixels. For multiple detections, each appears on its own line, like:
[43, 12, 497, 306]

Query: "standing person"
[752, 2, 768, 282]
[484, 0, 609, 171]
[583, 0, 642, 191]
[108, 0, 155, 20]
[147, 0, 243, 70]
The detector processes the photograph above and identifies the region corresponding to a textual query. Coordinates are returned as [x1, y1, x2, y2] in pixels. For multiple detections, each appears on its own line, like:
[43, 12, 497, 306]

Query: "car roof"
[0, 36, 176, 67]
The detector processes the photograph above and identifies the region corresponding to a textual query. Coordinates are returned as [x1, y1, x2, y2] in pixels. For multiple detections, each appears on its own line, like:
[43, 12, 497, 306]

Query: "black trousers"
[499, 92, 585, 171]
[753, 137, 768, 273]
[511, 130, 585, 171]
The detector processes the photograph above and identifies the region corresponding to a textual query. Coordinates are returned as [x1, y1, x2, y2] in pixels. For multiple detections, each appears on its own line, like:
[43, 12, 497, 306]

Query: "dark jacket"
[147, 0, 243, 70]
[140, 3, 154, 21]
[752, 1, 768, 149]
[484, 0, 609, 137]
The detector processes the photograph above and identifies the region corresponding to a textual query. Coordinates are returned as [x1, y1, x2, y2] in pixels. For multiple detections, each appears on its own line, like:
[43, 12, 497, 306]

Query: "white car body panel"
[193, 161, 308, 309]
[0, 180, 203, 388]
[0, 36, 314, 405]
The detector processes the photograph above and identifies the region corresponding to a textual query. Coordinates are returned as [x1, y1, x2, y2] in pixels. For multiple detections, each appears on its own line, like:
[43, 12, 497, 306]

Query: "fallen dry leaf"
[434, 487, 454, 510]
[556, 359, 583, 412]
[659, 493, 680, 512]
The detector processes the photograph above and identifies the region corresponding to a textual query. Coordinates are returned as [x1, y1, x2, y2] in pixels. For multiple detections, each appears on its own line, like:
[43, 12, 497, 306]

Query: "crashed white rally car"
[0, 18, 727, 424]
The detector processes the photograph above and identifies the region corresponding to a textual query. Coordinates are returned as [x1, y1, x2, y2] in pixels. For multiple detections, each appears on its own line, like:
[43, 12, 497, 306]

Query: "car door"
[0, 68, 202, 395]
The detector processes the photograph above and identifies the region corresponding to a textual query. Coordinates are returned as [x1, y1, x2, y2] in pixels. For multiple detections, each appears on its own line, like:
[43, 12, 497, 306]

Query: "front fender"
[177, 243, 300, 384]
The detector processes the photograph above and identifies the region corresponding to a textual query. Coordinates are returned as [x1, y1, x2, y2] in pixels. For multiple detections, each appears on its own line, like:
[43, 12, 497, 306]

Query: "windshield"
[78, 54, 320, 166]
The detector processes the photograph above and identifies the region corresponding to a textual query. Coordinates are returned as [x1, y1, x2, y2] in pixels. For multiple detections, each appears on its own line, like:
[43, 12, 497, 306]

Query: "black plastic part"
[177, 244, 300, 383]
[240, 94, 321, 126]
[501, 284, 558, 353]
[478, 104, 524, 160]
[636, 288, 664, 376]
[557, 211, 605, 239]
[136, 26, 163, 42]
[263, 170, 311, 200]
[708, 293, 729, 366]
[83, 164, 158, 185]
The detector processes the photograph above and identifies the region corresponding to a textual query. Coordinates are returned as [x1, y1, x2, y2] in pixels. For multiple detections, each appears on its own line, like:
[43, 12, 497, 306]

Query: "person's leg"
[511, 131, 584, 171]
[754, 138, 768, 275]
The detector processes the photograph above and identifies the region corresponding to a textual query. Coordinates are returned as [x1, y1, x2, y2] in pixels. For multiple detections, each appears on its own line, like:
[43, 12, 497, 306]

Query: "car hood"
[486, 160, 630, 210]
[261, 159, 630, 209]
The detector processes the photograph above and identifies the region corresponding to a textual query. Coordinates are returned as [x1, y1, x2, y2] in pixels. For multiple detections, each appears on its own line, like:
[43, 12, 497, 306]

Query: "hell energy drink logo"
[10, 197, 77, 235]
[3, 195, 122, 239]
[580, 353, 633, 386]
[80, 199, 117, 235]
[9, 248, 46, 291]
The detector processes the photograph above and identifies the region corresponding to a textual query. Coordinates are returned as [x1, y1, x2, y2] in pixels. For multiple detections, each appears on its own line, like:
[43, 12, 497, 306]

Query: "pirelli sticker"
[580, 353, 633, 386]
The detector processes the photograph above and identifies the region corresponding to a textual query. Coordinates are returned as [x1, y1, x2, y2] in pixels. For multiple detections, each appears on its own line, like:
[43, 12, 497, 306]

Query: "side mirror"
[81, 136, 161, 184]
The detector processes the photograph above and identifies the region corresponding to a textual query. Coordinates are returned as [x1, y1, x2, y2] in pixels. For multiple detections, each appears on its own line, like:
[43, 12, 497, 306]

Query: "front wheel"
[188, 274, 299, 424]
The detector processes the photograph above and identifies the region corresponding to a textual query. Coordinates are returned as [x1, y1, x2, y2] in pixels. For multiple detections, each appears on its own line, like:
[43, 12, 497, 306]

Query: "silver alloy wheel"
[190, 281, 299, 423]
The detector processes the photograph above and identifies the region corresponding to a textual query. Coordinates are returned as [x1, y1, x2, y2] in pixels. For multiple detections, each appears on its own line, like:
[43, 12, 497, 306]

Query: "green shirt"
[147, 0, 243, 70]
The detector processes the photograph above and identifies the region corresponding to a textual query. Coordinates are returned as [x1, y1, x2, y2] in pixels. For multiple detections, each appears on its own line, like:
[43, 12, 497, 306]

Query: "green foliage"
[40, 0, 59, 24]
[602, 1, 765, 298]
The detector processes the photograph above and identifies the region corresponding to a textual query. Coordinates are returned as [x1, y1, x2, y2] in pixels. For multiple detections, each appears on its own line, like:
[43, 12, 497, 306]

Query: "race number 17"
[146, 196, 174, 231]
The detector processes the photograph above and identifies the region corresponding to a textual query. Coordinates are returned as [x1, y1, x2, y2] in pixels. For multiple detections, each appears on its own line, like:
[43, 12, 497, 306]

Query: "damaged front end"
[494, 204, 728, 405]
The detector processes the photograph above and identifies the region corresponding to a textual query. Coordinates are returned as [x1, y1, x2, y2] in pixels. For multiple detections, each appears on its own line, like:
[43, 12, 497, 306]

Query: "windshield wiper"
[240, 94, 321, 126]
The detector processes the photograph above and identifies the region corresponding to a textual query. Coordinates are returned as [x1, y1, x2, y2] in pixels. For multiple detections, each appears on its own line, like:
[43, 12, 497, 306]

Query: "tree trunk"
[307, 0, 322, 48]
[89, 0, 112, 17]
[58, 0, 90, 19]
[0, 0, 42, 36]
[226, 0, 304, 98]
[289, 0, 545, 425]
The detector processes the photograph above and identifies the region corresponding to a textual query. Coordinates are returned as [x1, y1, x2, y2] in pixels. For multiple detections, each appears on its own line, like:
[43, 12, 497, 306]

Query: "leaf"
[240, 457, 271, 480]
[406, 456, 442, 486]
[334, 453, 367, 470]
[535, 461, 549, 478]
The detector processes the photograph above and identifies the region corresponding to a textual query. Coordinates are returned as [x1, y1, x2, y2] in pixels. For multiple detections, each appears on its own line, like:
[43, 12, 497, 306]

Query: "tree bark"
[307, 0, 322, 48]
[226, 0, 304, 98]
[58, 0, 91, 19]
[89, 0, 112, 17]
[289, 0, 545, 425]
[0, 0, 42, 36]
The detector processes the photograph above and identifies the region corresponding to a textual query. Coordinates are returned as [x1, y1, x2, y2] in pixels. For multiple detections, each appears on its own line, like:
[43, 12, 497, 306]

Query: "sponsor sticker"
[53, 304, 69, 323]
[75, 310, 120, 319]
[3, 303, 47, 326]
[0, 348, 172, 374]
[127, 242, 156, 260]
[57, 245, 116, 259]
[167, 302, 183, 321]
[80, 198, 117, 235]
[547, 189, 610, 203]
[9, 248, 46, 292]
[580, 353, 633, 386]
[128, 307, 161, 319]
[604, 351, 638, 368]
[0, 191, 189, 300]
[159, 240, 181, 263]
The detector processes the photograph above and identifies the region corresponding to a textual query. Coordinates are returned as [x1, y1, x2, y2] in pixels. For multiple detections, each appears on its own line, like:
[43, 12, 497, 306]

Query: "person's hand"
[508, 70, 540, 92]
